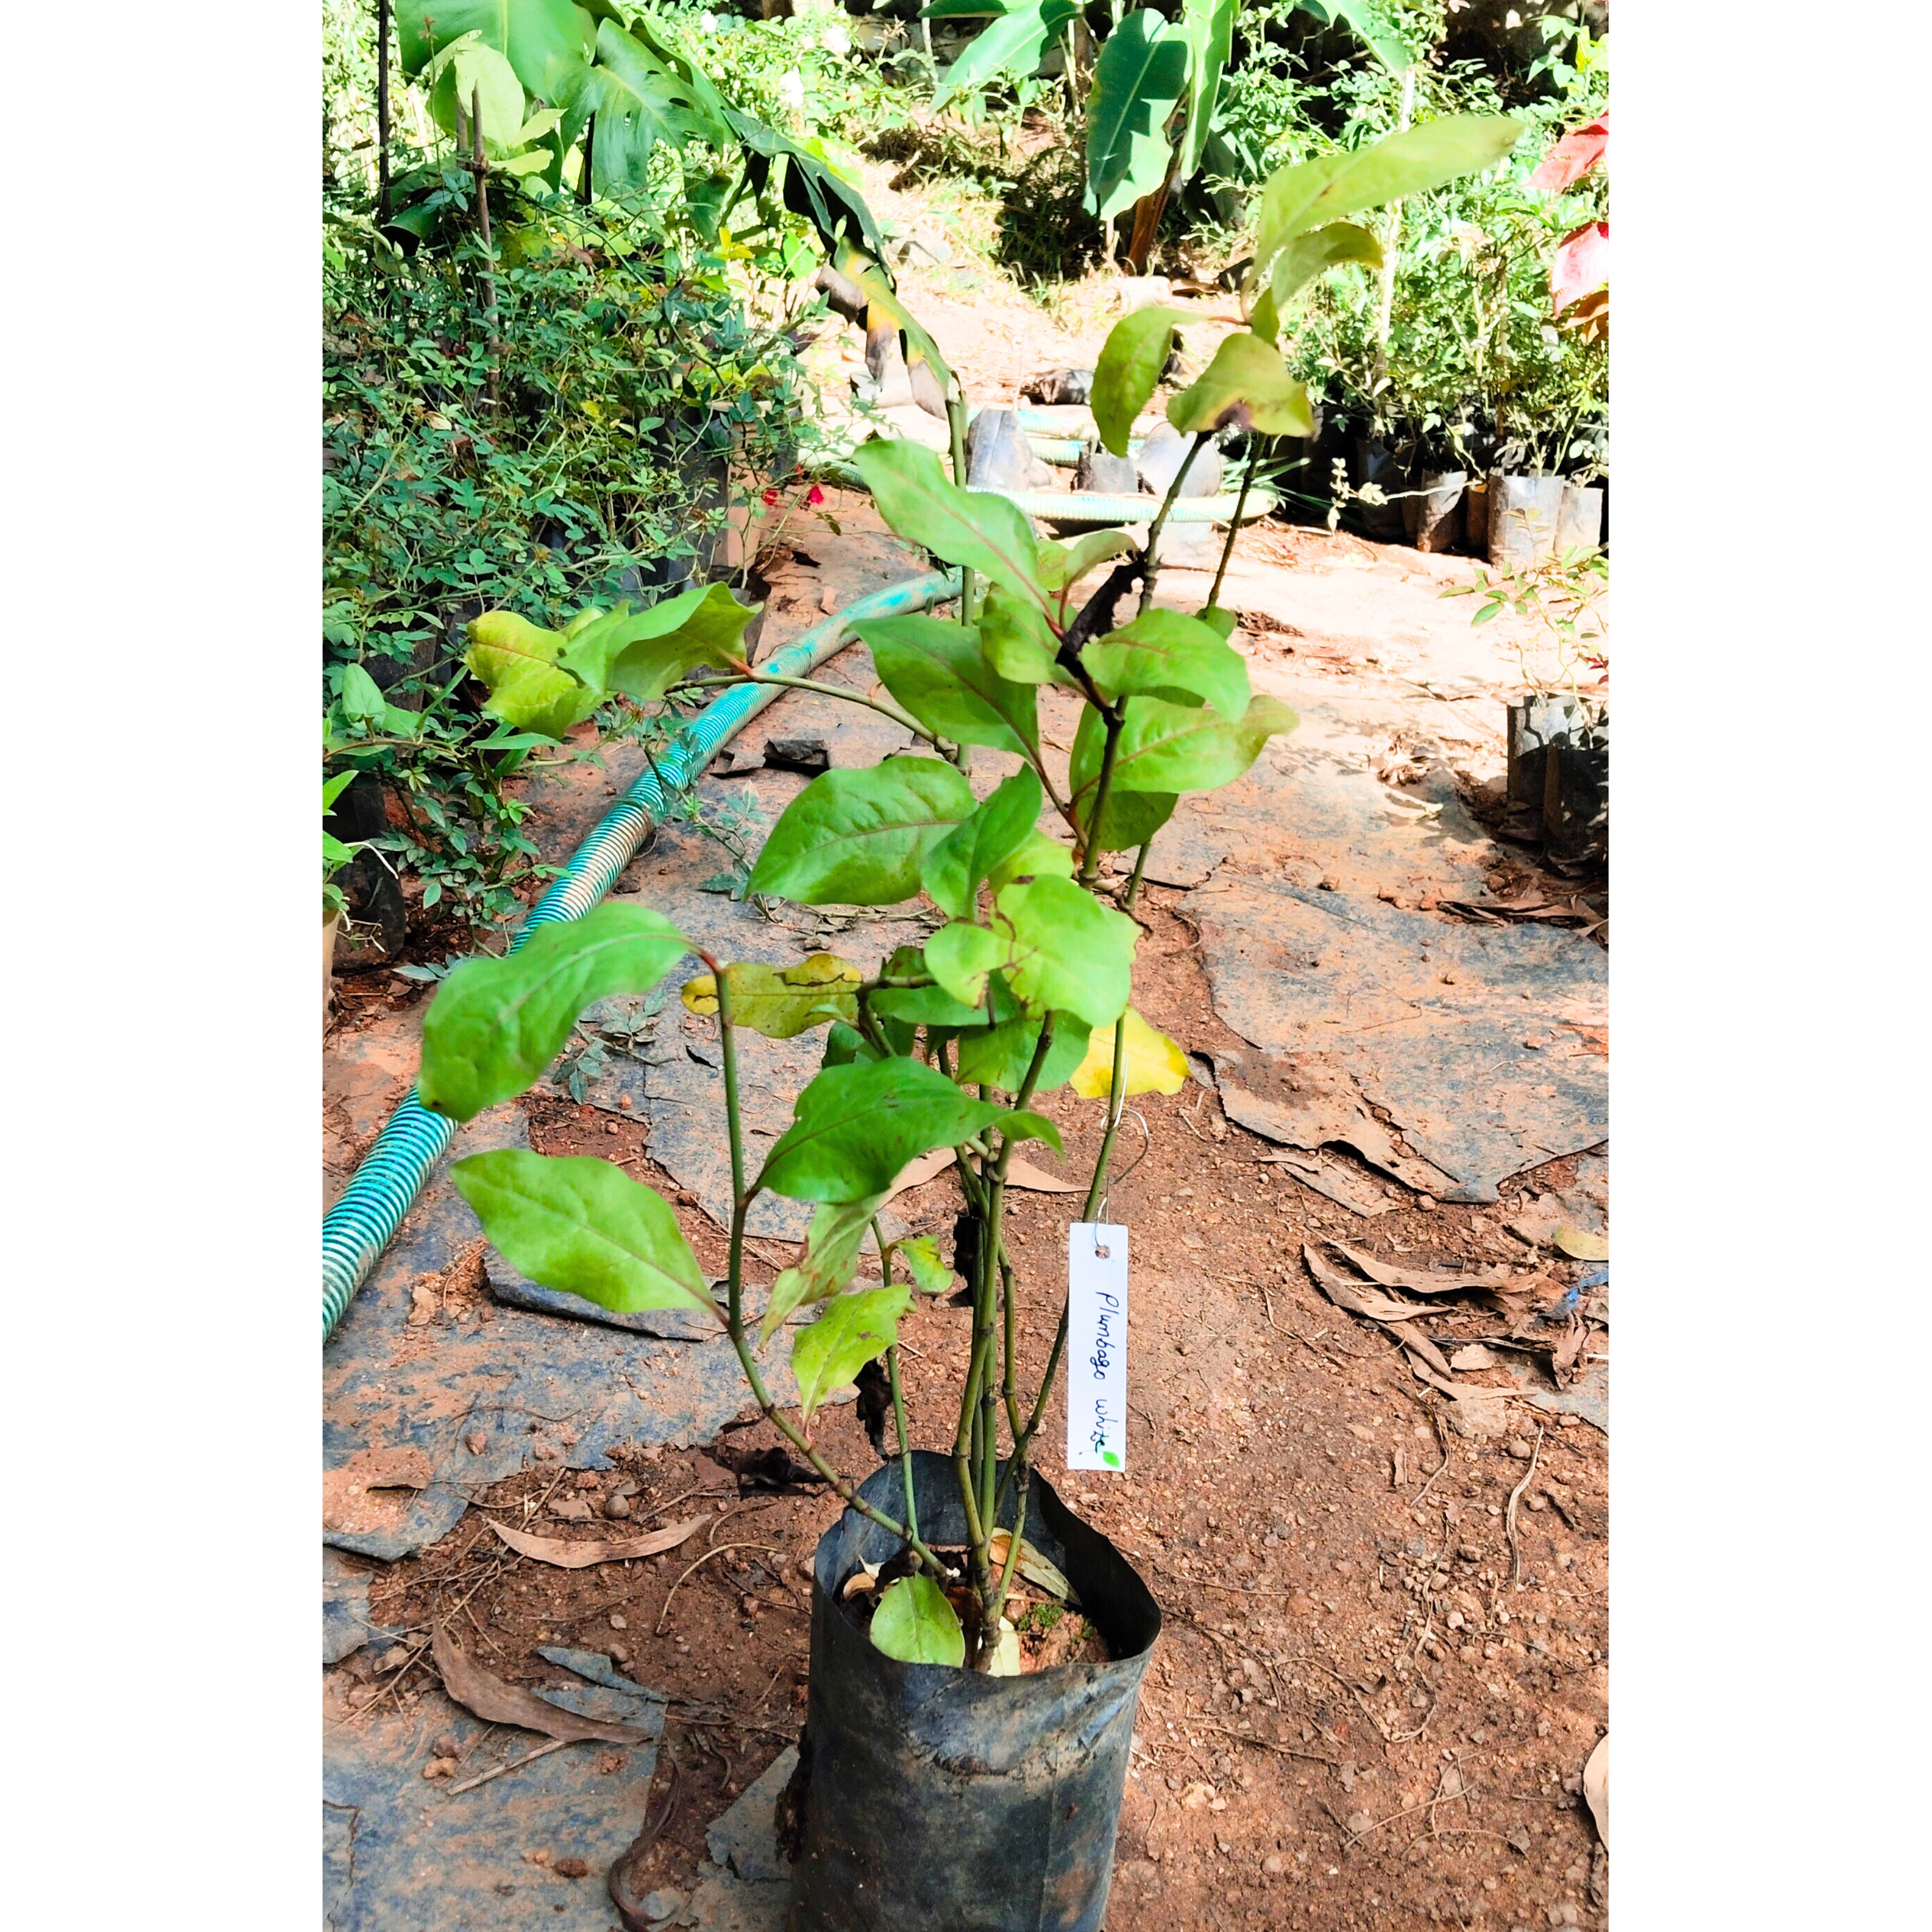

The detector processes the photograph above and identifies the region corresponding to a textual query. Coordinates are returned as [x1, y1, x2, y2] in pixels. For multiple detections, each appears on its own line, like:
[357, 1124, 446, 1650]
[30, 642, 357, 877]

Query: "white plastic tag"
[1066, 1223, 1129, 1471]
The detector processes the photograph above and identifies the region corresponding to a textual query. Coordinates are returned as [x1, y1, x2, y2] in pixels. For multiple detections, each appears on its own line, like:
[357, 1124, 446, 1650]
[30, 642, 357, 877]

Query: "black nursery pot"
[786, 1452, 1161, 1932]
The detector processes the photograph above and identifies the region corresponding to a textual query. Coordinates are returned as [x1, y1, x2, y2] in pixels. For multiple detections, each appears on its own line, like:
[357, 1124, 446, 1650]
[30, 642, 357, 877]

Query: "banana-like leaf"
[1299, 0, 1416, 74]
[1084, 10, 1192, 225]
[1167, 332, 1313, 437]
[730, 108, 885, 258]
[396, 0, 589, 106]
[1177, 0, 1236, 183]
[934, 0, 1079, 112]
[1253, 114, 1522, 279]
[828, 237, 957, 414]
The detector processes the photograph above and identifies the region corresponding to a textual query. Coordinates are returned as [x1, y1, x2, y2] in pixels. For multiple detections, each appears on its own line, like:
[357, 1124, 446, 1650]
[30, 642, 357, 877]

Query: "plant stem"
[1121, 838, 1152, 911]
[1082, 1014, 1133, 1219]
[1208, 437, 1265, 611]
[985, 1463, 1031, 1630]
[471, 86, 500, 413]
[376, 0, 392, 226]
[888, 1344, 920, 1544]
[1076, 711, 1124, 887]
[677, 670, 932, 744]
[712, 961, 943, 1574]
[946, 393, 977, 626]
[1137, 431, 1210, 616]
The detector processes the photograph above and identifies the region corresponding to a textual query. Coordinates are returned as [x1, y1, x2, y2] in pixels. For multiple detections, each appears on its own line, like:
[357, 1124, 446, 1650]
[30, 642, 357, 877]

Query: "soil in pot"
[784, 1452, 1160, 1932]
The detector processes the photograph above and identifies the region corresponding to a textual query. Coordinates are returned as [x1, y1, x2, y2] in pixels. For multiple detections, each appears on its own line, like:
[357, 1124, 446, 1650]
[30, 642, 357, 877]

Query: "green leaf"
[820, 1020, 877, 1070]
[869, 1574, 965, 1666]
[977, 587, 1068, 686]
[1067, 706, 1178, 852]
[450, 1149, 714, 1319]
[924, 920, 1012, 1013]
[728, 108, 885, 258]
[934, 0, 1080, 111]
[1177, 0, 1236, 181]
[856, 615, 1040, 760]
[397, 0, 589, 108]
[465, 610, 596, 740]
[762, 1192, 887, 1344]
[1081, 609, 1251, 720]
[422, 34, 527, 144]
[748, 757, 977, 906]
[322, 771, 357, 812]
[679, 954, 863, 1039]
[1001, 1109, 1064, 1152]
[791, 1283, 914, 1424]
[339, 662, 388, 725]
[985, 828, 1076, 894]
[993, 875, 1136, 1027]
[892, 1234, 955, 1295]
[1323, 0, 1417, 74]
[953, 1012, 1091, 1093]
[850, 440, 1053, 620]
[1267, 222, 1384, 312]
[1093, 692, 1300, 797]
[1084, 9, 1191, 226]
[758, 1058, 1003, 1202]
[919, 768, 1044, 920]
[1037, 528, 1139, 597]
[557, 583, 757, 704]
[420, 904, 689, 1121]
[565, 19, 720, 192]
[1253, 114, 1523, 272]
[1091, 305, 1194, 458]
[1167, 333, 1313, 437]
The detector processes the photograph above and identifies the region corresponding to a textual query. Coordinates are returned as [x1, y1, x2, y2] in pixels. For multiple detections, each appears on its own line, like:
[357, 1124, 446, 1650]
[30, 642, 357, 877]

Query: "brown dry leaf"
[1386, 1320, 1453, 1379]
[1005, 1158, 1083, 1195]
[487, 1514, 707, 1571]
[1550, 1318, 1589, 1384]
[1553, 1225, 1609, 1261]
[431, 1626, 653, 1744]
[1302, 1245, 1430, 1324]
[1582, 1736, 1608, 1851]
[882, 1148, 954, 1206]
[1328, 1240, 1516, 1294]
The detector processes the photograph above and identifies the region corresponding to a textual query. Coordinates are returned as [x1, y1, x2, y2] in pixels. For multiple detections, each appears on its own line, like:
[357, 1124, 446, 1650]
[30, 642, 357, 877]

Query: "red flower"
[807, 484, 825, 507]
[762, 488, 780, 508]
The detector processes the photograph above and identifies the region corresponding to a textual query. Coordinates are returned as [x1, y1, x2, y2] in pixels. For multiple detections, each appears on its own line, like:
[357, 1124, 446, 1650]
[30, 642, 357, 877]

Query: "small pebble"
[618, 1096, 633, 1110]
[609, 1614, 627, 1630]
[1457, 1543, 1483, 1562]
[531, 1440, 561, 1463]
[464, 1431, 487, 1455]
[554, 1858, 592, 1879]
[603, 1492, 633, 1520]
[1262, 1855, 1286, 1876]
[422, 1757, 459, 1781]
[1508, 1826, 1532, 1854]
[637, 1892, 685, 1923]
[1345, 1811, 1373, 1836]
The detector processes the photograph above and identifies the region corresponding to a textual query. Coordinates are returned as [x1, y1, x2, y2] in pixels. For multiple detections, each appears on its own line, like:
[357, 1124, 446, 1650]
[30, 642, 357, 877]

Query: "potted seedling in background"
[417, 109, 1517, 1932]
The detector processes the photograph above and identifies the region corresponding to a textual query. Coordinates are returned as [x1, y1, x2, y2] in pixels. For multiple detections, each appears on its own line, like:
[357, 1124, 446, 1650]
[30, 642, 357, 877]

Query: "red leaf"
[1528, 113, 1609, 193]
[1551, 222, 1609, 317]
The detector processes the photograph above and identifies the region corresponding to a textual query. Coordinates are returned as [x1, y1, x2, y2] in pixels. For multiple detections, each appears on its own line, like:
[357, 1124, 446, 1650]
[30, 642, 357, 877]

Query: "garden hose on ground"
[814, 461, 1278, 527]
[321, 567, 962, 1341]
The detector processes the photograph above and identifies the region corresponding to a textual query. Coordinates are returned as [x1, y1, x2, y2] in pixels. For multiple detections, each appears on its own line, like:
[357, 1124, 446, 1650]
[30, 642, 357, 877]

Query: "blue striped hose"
[322, 568, 962, 1340]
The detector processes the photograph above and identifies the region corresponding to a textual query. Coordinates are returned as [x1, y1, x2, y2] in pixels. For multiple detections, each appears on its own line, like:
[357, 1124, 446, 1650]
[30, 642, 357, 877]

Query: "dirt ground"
[325, 204, 1607, 1931]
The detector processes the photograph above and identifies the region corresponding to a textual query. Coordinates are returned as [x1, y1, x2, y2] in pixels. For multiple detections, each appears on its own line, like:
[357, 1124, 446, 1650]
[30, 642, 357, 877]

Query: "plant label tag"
[1066, 1223, 1128, 1472]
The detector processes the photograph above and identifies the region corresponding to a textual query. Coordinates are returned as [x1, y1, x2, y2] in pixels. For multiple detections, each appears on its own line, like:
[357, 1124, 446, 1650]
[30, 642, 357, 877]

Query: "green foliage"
[763, 1194, 888, 1341]
[746, 758, 978, 906]
[419, 903, 688, 1121]
[1083, 10, 1192, 225]
[919, 769, 1044, 921]
[1091, 306, 1194, 458]
[758, 1058, 1003, 1203]
[792, 1284, 914, 1424]
[1167, 333, 1314, 437]
[858, 615, 1040, 761]
[449, 1148, 715, 1317]
[1080, 610, 1251, 721]
[868, 1574, 966, 1666]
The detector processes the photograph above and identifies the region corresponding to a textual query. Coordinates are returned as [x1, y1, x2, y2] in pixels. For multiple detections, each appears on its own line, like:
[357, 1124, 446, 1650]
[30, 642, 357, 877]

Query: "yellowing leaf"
[681, 954, 863, 1038]
[987, 1529, 1079, 1604]
[1070, 1007, 1189, 1099]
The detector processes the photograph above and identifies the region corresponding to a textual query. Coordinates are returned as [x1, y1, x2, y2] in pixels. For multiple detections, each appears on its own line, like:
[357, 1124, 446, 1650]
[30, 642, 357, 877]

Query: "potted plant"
[414, 113, 1519, 1931]
[323, 772, 361, 1026]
